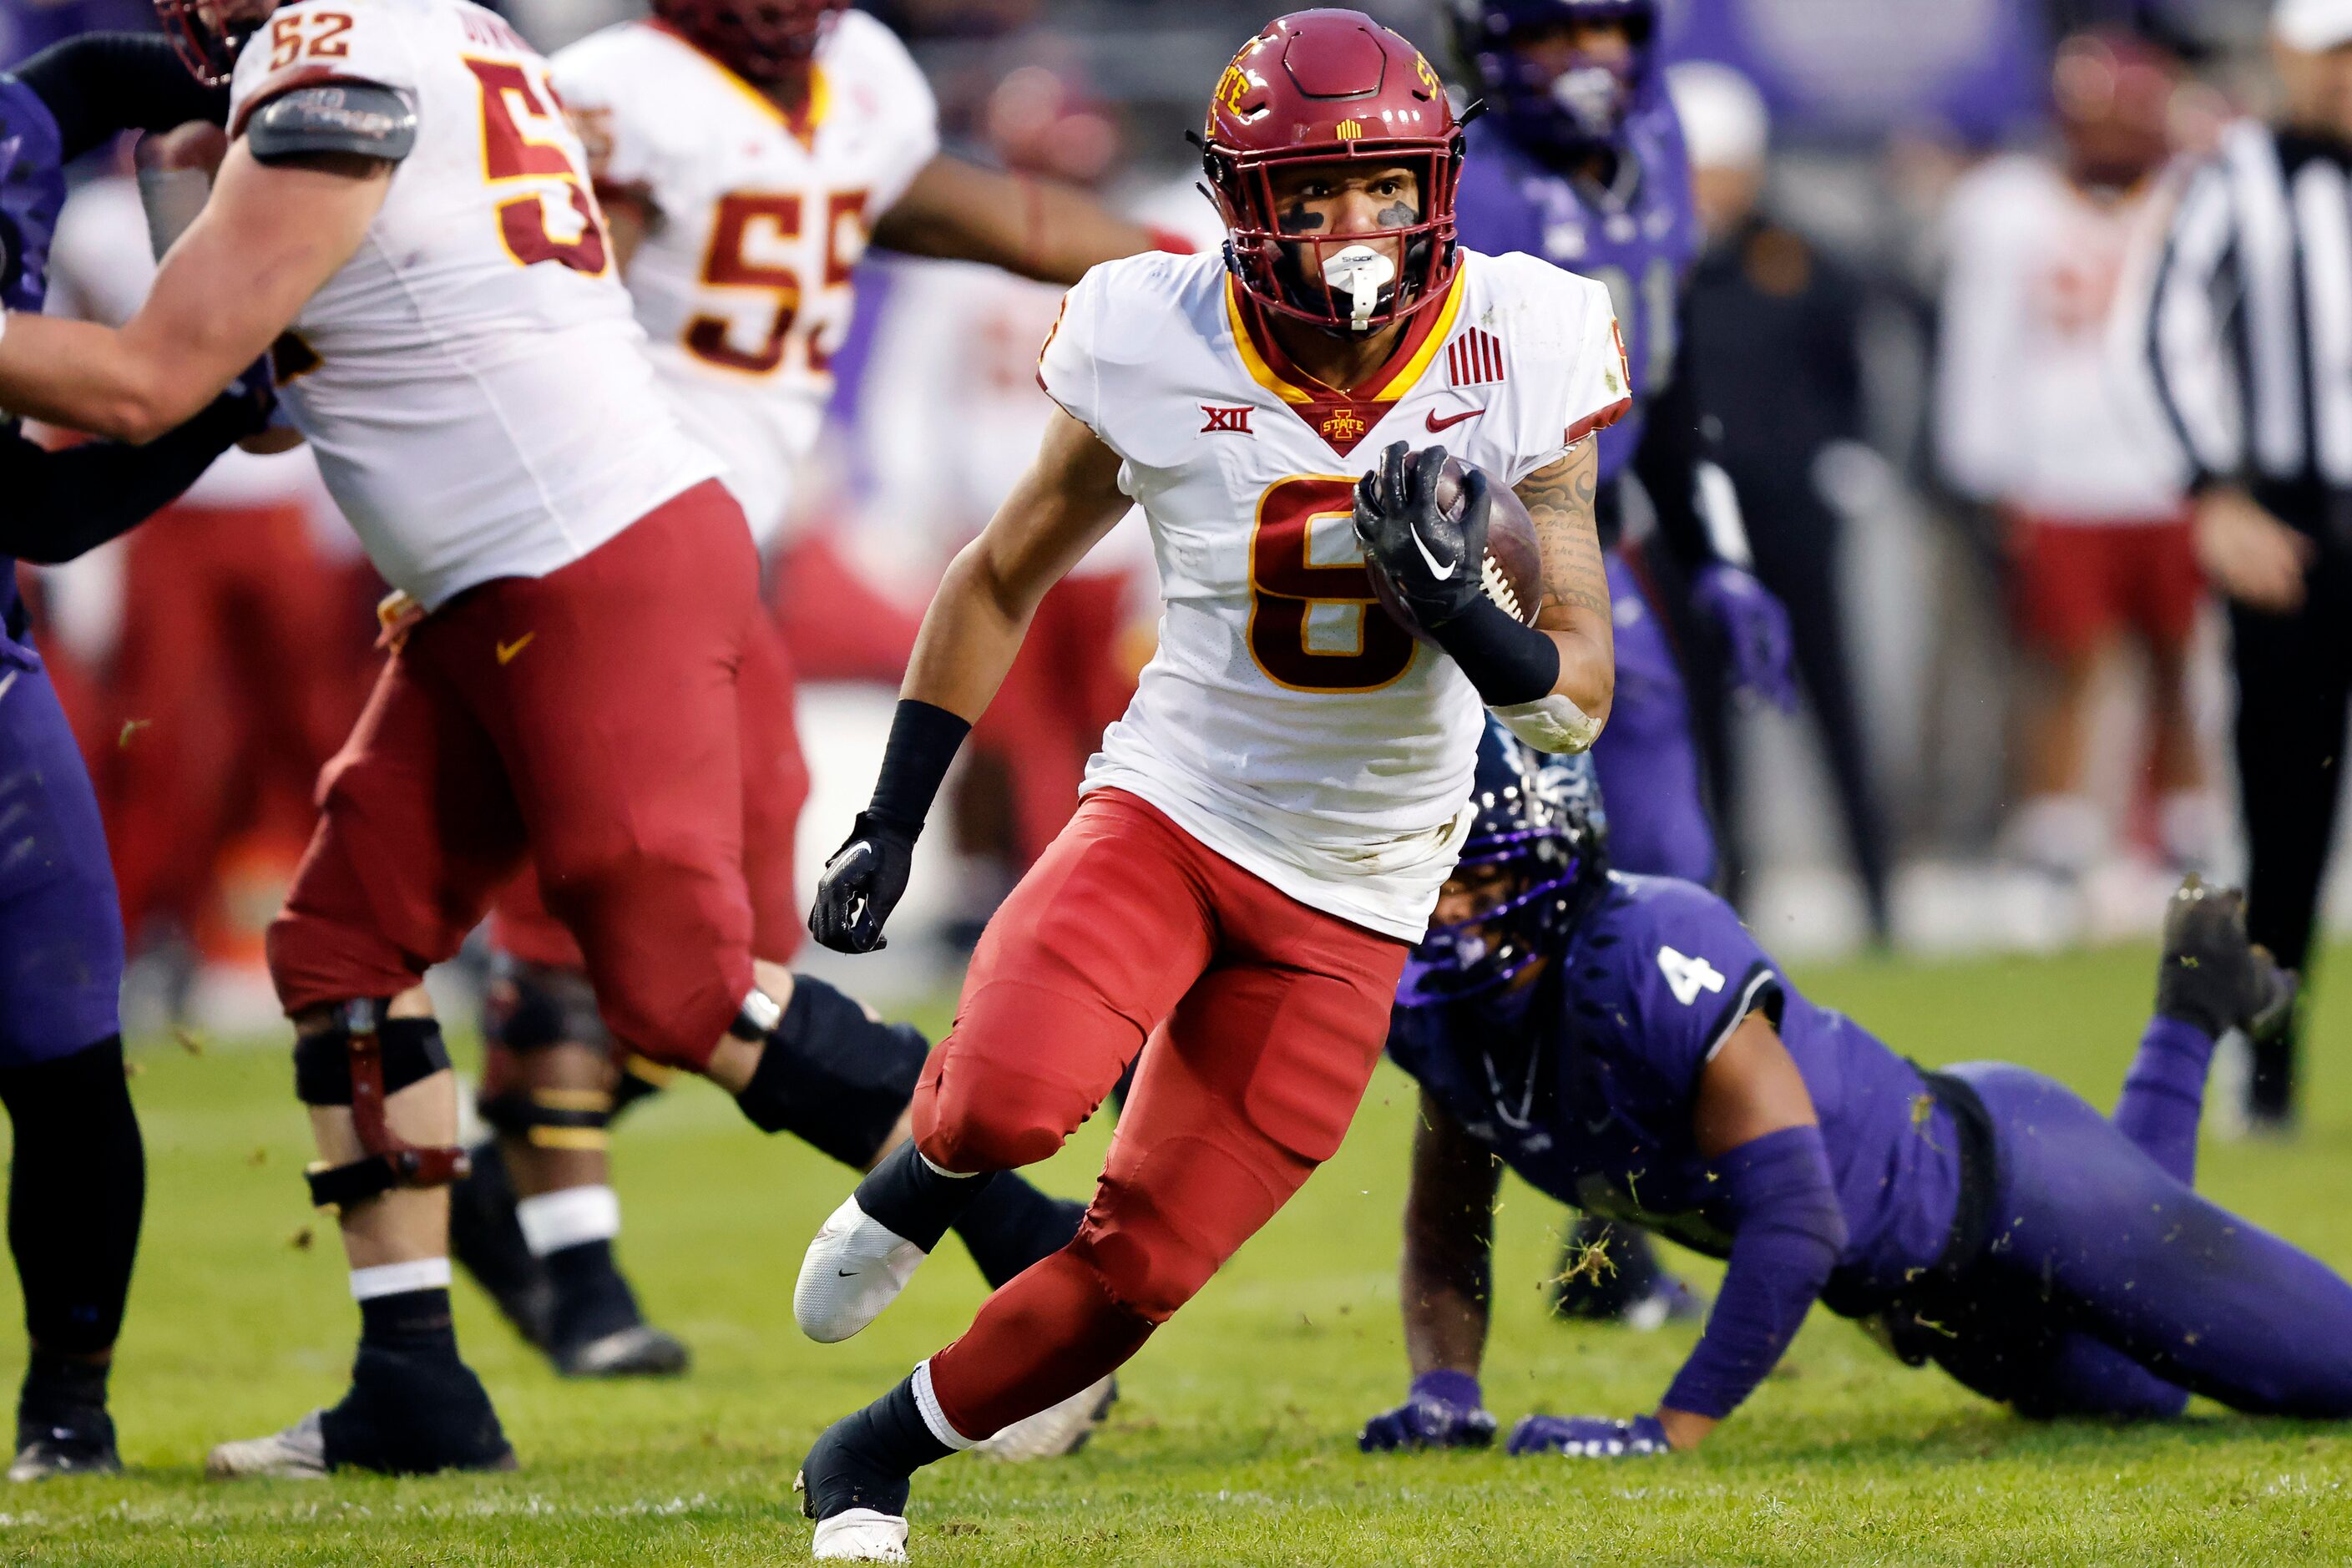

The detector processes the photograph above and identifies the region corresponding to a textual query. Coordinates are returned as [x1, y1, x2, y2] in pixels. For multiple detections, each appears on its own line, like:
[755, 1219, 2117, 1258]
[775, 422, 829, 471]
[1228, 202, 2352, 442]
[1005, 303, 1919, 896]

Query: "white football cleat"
[809, 1505, 909, 1562]
[975, 1375, 1117, 1462]
[795, 1196, 925, 1343]
[205, 1410, 330, 1479]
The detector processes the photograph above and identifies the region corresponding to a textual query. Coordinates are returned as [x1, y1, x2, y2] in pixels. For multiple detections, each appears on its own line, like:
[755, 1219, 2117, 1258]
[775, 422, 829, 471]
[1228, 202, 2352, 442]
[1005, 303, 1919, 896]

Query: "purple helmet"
[1399, 718, 1608, 1008]
[1446, 0, 1659, 159]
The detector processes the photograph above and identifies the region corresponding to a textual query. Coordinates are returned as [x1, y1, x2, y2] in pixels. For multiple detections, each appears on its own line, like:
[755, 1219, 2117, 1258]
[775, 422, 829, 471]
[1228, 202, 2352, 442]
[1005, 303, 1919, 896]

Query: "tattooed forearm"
[1519, 440, 1608, 621]
[1514, 438, 1614, 721]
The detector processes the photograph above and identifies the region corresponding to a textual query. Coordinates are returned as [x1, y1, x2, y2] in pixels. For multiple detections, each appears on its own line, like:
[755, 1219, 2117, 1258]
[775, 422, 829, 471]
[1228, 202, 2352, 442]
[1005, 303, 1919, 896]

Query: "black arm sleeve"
[1628, 297, 1722, 576]
[0, 397, 255, 565]
[15, 33, 230, 161]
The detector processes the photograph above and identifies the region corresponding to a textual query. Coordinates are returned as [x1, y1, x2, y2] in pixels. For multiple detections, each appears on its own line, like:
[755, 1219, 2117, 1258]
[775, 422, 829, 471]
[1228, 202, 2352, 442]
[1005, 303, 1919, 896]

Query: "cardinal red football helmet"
[1203, 9, 1464, 335]
[653, 0, 847, 85]
[154, 0, 277, 85]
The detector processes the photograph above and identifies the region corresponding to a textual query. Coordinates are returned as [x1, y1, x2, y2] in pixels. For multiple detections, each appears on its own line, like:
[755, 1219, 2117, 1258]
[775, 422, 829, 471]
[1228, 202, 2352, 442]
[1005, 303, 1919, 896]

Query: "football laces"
[1480, 551, 1523, 623]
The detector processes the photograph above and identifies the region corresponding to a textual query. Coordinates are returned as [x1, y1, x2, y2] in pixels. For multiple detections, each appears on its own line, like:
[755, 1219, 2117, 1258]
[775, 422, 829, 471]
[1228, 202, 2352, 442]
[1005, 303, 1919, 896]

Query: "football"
[1368, 455, 1544, 646]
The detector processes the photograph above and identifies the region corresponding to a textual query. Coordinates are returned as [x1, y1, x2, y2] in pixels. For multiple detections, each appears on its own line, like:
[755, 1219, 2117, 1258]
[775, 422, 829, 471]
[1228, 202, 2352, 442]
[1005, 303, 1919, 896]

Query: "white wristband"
[1490, 693, 1601, 755]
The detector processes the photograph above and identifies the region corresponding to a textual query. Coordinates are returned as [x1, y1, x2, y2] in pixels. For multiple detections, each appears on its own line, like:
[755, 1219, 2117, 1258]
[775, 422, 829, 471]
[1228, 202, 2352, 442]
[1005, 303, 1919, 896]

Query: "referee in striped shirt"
[2145, 0, 2352, 1130]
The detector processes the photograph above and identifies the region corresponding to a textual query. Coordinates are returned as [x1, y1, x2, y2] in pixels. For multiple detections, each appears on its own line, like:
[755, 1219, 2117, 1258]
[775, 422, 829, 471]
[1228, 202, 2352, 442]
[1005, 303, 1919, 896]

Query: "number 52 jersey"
[227, 0, 721, 610]
[1041, 249, 1629, 941]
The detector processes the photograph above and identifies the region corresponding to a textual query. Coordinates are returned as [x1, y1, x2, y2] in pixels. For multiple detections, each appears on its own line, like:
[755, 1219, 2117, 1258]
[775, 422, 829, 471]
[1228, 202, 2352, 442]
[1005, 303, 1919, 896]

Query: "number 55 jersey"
[225, 0, 721, 610]
[549, 10, 940, 544]
[1041, 248, 1629, 941]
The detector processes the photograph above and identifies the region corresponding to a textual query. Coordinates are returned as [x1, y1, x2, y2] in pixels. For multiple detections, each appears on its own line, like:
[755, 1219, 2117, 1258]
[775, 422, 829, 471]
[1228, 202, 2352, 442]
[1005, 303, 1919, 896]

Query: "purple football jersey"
[1451, 99, 1700, 487]
[1387, 874, 1960, 1298]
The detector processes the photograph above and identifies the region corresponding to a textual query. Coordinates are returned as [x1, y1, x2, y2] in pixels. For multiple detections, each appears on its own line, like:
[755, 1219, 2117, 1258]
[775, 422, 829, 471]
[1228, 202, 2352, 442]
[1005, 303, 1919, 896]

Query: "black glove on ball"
[1353, 441, 1489, 630]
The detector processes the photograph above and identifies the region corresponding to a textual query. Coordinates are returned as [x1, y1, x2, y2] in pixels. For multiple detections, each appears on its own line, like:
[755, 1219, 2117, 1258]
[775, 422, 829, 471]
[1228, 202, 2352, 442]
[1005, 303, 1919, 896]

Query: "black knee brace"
[293, 1002, 463, 1210]
[731, 975, 930, 1166]
[478, 1085, 613, 1154]
[483, 960, 609, 1054]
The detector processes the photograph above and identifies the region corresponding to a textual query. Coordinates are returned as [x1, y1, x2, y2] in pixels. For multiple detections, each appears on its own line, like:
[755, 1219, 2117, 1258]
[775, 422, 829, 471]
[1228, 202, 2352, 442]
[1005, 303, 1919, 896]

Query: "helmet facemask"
[1209, 141, 1462, 336]
[154, 0, 275, 86]
[1451, 0, 1658, 160]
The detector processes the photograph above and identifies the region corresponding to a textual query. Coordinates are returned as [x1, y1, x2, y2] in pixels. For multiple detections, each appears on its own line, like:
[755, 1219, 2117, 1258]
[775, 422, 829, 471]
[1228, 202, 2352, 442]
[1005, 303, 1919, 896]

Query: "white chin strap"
[1322, 244, 1396, 331]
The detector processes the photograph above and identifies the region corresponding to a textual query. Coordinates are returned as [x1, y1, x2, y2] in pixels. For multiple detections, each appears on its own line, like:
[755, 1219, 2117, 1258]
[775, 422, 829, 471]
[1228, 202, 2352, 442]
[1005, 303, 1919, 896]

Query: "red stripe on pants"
[915, 788, 1407, 1440]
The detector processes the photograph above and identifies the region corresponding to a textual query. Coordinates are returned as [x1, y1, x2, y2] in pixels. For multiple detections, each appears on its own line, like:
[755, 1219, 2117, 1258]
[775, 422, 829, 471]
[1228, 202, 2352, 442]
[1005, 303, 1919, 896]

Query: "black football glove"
[1353, 440, 1489, 630]
[807, 810, 918, 954]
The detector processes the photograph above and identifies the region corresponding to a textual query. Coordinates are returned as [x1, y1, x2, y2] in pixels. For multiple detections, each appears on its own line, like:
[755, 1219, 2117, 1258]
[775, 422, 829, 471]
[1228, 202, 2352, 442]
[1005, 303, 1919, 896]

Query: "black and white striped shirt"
[2147, 122, 2352, 506]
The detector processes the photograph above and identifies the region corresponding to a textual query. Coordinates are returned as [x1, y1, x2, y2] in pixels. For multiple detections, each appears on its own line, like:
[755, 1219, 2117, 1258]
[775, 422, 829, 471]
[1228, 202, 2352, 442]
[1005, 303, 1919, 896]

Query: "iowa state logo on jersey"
[1318, 406, 1368, 446]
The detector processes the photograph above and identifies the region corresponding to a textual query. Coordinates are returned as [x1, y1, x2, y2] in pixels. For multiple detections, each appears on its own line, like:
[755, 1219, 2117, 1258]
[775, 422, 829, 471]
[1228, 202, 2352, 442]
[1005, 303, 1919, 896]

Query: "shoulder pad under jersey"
[246, 82, 416, 165]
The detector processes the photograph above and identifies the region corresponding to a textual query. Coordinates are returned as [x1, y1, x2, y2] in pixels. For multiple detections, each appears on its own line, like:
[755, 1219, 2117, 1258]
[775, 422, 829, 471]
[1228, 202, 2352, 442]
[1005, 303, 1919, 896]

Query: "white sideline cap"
[2278, 0, 2352, 53]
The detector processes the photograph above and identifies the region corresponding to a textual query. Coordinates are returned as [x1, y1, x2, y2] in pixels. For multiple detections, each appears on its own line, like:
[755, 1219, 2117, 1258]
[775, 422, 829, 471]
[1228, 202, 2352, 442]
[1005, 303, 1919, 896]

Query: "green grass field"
[5, 940, 2350, 1565]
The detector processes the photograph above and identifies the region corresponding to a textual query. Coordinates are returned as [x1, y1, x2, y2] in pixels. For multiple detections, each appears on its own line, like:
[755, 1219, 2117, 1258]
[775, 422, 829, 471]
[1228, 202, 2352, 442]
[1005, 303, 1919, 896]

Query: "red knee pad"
[912, 1058, 1081, 1172]
[1072, 1166, 1232, 1325]
[910, 980, 1141, 1173]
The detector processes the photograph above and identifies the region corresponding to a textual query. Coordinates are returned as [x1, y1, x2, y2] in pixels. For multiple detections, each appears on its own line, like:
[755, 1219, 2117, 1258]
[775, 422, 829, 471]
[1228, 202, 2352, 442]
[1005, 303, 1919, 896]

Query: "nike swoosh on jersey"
[1425, 406, 1485, 432]
[495, 633, 534, 665]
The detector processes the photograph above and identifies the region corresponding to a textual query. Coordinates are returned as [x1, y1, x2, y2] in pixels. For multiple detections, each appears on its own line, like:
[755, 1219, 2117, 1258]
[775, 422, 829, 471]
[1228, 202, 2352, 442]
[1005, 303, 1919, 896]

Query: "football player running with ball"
[441, 0, 1181, 1402]
[795, 11, 1627, 1560]
[1363, 720, 2352, 1460]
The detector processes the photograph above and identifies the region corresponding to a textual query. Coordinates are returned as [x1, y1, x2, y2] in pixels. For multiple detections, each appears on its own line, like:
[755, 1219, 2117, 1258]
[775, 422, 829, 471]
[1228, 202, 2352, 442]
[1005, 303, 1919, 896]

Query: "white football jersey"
[551, 12, 940, 543]
[1935, 154, 2188, 521]
[1042, 250, 1629, 940]
[226, 0, 722, 609]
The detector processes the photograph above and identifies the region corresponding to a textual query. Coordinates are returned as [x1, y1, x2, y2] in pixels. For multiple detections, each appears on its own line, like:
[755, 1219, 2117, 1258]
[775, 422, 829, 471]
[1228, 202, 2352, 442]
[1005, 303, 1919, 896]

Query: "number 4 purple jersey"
[1450, 99, 1700, 487]
[1387, 873, 1961, 1300]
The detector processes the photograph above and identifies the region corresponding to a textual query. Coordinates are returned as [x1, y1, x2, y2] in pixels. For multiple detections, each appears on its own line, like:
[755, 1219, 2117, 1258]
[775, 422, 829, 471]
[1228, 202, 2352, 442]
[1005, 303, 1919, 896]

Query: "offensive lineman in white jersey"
[0, 0, 1022, 1480]
[440, 0, 1182, 1398]
[791, 11, 1625, 1559]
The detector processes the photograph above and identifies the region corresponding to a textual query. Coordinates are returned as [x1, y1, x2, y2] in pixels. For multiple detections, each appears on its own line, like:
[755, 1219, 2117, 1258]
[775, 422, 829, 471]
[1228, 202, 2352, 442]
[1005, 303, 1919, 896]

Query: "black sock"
[358, 1287, 463, 1358]
[445, 1139, 556, 1349]
[855, 1138, 994, 1253]
[18, 1348, 109, 1444]
[0, 1037, 144, 1358]
[541, 1239, 643, 1346]
[952, 1181, 1084, 1290]
[323, 1288, 509, 1474]
[804, 1374, 953, 1521]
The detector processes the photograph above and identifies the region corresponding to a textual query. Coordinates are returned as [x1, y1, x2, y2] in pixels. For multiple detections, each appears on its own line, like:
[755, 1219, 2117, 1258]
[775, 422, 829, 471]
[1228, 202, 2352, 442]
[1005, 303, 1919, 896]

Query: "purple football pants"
[0, 658, 124, 1065]
[1932, 1023, 2352, 1419]
[1590, 551, 1714, 883]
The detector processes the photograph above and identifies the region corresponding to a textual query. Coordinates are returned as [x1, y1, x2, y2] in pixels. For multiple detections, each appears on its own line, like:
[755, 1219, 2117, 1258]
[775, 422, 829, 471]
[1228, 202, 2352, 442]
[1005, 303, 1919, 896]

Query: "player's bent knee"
[483, 959, 609, 1055]
[912, 1074, 1079, 1174]
[1067, 1222, 1218, 1326]
[295, 1014, 452, 1108]
[731, 974, 929, 1166]
[294, 1002, 468, 1209]
[908, 981, 1136, 1173]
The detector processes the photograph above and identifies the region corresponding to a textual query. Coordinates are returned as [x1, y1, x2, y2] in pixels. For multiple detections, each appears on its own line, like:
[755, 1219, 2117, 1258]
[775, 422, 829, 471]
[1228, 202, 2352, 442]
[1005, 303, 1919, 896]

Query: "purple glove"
[1505, 1412, 1671, 1459]
[1358, 1369, 1497, 1452]
[1690, 564, 1797, 711]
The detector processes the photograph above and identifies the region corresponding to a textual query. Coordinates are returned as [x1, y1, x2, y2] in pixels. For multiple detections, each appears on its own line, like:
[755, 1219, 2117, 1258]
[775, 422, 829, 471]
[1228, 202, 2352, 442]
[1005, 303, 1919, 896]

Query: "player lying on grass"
[1362, 717, 2352, 1458]
[0, 33, 274, 1482]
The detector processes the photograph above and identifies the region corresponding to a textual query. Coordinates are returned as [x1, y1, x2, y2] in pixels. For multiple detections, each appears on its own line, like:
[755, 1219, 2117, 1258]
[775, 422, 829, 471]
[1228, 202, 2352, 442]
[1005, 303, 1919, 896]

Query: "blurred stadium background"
[0, 0, 2330, 1038]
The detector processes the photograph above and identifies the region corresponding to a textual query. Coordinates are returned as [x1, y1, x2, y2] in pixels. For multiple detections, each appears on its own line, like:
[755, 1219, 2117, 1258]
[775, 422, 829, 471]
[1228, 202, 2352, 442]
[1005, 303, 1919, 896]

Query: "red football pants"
[488, 608, 808, 972]
[268, 480, 761, 1068]
[967, 572, 1140, 866]
[916, 788, 1408, 1440]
